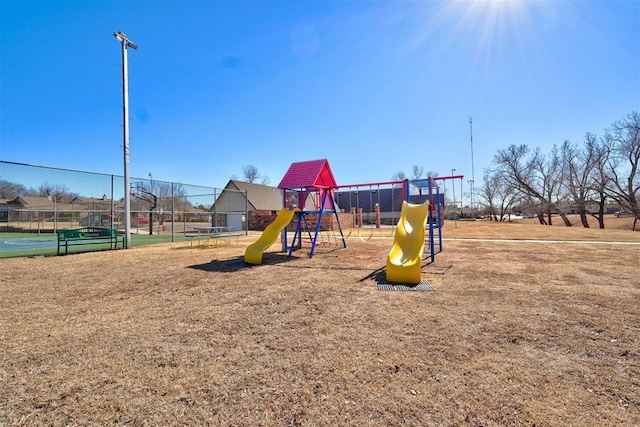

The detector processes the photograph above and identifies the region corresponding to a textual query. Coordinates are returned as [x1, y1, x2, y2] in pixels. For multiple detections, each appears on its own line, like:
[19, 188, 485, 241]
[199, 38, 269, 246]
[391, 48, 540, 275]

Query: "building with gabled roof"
[68, 196, 112, 210]
[211, 180, 283, 230]
[213, 180, 282, 212]
[7, 196, 56, 210]
[5, 196, 60, 225]
[0, 198, 11, 222]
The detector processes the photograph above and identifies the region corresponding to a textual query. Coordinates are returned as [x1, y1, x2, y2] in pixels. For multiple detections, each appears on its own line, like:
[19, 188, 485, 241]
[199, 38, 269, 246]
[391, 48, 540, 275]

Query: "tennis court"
[0, 233, 195, 258]
[0, 236, 57, 253]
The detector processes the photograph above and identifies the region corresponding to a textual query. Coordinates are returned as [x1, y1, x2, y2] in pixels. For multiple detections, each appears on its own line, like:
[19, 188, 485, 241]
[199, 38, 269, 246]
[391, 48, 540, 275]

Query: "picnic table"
[185, 226, 243, 247]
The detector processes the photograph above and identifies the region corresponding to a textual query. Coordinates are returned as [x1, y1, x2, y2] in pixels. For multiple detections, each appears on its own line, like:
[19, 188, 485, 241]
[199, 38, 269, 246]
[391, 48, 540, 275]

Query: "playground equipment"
[333, 181, 409, 240]
[244, 159, 347, 263]
[386, 201, 429, 284]
[244, 208, 299, 265]
[243, 159, 463, 273]
[356, 186, 376, 241]
[410, 174, 463, 262]
[277, 159, 347, 259]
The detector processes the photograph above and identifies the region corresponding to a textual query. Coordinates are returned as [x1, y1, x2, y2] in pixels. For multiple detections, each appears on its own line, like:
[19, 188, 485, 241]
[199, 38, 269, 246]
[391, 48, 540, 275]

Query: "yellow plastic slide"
[386, 201, 429, 284]
[244, 208, 299, 265]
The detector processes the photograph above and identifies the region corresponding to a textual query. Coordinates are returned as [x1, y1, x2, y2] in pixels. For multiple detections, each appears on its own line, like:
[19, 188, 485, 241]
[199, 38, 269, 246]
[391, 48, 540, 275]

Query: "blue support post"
[308, 190, 329, 258]
[436, 186, 443, 253]
[330, 190, 347, 249]
[428, 178, 435, 262]
[404, 179, 410, 202]
[281, 190, 288, 252]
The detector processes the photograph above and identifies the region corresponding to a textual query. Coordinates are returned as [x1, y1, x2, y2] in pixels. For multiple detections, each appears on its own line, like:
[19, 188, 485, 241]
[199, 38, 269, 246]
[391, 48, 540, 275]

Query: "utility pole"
[114, 31, 137, 248]
[148, 173, 153, 235]
[469, 115, 475, 217]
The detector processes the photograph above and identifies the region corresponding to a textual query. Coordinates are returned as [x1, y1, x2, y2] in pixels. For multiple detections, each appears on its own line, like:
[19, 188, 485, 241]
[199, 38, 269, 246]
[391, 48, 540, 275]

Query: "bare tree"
[543, 144, 573, 226]
[241, 165, 270, 185]
[425, 171, 439, 179]
[492, 111, 639, 230]
[38, 183, 77, 202]
[589, 136, 613, 229]
[146, 181, 188, 225]
[0, 180, 27, 198]
[478, 170, 519, 221]
[411, 165, 424, 180]
[494, 144, 573, 226]
[392, 169, 436, 182]
[494, 145, 551, 224]
[560, 134, 610, 228]
[560, 138, 588, 227]
[604, 111, 640, 230]
[391, 171, 407, 181]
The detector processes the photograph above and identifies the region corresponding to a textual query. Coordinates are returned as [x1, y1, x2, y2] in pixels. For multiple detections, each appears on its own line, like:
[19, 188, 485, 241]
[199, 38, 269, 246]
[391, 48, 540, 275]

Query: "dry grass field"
[1, 216, 639, 426]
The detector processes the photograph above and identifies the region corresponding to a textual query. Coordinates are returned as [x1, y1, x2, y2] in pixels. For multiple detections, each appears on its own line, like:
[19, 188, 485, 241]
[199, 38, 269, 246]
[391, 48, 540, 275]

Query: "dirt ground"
[1, 217, 639, 426]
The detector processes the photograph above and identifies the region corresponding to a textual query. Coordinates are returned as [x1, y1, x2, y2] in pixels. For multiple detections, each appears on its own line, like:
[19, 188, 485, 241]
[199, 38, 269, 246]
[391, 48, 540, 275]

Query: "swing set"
[336, 175, 464, 263]
[333, 180, 409, 241]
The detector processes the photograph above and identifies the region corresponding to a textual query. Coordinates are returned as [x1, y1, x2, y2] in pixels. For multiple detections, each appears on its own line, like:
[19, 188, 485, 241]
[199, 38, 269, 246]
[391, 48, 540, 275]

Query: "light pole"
[468, 179, 474, 217]
[149, 172, 154, 235]
[47, 192, 57, 233]
[469, 116, 475, 216]
[114, 31, 137, 249]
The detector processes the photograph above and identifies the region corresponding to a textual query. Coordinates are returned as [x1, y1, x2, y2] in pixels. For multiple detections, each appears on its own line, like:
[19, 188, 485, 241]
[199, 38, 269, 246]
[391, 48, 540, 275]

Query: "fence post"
[171, 182, 175, 242]
[213, 189, 218, 227]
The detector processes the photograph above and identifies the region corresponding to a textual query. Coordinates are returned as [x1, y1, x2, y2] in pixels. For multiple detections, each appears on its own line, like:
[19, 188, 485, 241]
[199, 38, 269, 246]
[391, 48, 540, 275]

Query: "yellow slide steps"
[244, 208, 299, 265]
[386, 201, 429, 284]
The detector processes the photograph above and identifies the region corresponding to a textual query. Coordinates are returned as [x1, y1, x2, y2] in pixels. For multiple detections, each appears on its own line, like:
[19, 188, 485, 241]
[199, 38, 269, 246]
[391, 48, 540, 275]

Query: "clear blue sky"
[1, 0, 639, 203]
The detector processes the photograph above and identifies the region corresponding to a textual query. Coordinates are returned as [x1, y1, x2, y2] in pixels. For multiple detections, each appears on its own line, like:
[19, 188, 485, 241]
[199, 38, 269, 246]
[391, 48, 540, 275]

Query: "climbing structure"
[277, 159, 347, 258]
[410, 174, 461, 262]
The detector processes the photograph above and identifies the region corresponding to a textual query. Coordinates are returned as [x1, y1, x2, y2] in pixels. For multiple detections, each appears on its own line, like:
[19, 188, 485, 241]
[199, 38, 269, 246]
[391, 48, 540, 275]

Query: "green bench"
[57, 227, 124, 255]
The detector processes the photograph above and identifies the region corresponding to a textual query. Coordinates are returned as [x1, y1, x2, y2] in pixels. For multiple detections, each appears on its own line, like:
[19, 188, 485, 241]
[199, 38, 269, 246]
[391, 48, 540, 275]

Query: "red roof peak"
[277, 159, 338, 189]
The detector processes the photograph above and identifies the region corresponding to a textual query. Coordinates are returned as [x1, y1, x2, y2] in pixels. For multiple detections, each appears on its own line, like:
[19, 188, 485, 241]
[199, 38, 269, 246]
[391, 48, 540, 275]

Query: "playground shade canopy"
[277, 159, 337, 190]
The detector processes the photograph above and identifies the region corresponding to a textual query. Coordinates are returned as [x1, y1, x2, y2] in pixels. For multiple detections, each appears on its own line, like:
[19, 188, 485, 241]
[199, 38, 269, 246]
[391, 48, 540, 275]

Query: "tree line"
[480, 111, 639, 230]
[0, 178, 193, 226]
[0, 181, 78, 201]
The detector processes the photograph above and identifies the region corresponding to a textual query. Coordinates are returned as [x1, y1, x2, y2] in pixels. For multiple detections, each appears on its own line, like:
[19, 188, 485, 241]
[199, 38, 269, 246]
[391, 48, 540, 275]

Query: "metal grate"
[375, 275, 435, 291]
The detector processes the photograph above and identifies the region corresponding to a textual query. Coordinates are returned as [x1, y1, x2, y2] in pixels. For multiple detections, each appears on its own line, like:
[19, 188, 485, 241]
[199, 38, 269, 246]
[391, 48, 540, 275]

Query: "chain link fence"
[0, 161, 249, 256]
